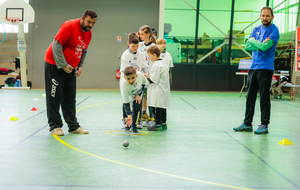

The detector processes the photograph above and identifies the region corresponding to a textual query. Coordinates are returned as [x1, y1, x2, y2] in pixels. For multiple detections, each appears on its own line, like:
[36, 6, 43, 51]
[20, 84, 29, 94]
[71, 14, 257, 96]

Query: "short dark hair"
[151, 27, 157, 36]
[261, 6, 273, 17]
[147, 46, 160, 57]
[124, 66, 136, 76]
[82, 9, 98, 19]
[128, 32, 139, 44]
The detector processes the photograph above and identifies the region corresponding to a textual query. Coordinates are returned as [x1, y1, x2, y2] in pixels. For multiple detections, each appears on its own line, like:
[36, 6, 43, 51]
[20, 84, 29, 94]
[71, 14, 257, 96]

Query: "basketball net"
[5, 17, 20, 25]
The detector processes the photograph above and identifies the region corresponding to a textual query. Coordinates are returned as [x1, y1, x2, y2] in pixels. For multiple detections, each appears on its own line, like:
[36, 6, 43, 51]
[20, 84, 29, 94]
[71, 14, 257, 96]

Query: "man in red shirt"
[44, 9, 97, 136]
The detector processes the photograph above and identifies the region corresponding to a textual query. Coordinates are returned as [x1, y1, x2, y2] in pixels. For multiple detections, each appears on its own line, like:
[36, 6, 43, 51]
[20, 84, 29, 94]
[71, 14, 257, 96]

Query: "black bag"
[5, 77, 15, 84]
[27, 81, 32, 88]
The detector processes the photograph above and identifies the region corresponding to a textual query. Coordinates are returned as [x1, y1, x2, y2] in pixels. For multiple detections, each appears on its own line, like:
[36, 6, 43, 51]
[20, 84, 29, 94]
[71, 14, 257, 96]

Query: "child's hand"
[135, 95, 142, 104]
[125, 115, 132, 127]
[144, 73, 149, 78]
[263, 37, 270, 43]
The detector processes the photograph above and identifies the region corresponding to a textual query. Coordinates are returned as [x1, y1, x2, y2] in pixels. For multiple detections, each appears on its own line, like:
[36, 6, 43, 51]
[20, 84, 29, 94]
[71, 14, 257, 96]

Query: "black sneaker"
[132, 128, 139, 134]
[162, 123, 167, 130]
[124, 126, 131, 132]
[147, 124, 163, 131]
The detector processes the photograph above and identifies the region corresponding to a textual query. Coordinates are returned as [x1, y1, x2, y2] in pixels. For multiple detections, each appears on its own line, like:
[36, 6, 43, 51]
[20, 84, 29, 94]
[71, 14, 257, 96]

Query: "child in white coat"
[137, 25, 157, 122]
[146, 46, 171, 131]
[121, 66, 148, 134]
[120, 33, 148, 129]
[156, 37, 174, 84]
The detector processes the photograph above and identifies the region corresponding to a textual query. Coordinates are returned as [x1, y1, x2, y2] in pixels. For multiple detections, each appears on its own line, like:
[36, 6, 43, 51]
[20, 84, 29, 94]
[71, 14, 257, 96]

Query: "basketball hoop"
[5, 17, 20, 24]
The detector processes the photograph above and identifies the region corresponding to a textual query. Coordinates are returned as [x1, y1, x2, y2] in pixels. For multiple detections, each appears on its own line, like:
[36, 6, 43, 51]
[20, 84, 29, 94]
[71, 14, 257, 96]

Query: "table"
[235, 72, 290, 97]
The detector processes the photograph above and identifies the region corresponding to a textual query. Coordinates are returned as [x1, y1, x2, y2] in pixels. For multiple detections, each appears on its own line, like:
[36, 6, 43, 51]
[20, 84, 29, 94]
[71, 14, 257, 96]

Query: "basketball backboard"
[0, 0, 35, 24]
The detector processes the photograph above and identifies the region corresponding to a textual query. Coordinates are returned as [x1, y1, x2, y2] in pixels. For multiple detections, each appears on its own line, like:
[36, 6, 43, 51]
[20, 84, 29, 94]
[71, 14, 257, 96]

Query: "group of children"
[120, 25, 173, 134]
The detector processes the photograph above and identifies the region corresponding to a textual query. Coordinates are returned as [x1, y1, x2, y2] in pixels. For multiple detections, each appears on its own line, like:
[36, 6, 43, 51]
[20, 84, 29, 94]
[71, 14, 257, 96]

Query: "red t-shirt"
[45, 18, 92, 68]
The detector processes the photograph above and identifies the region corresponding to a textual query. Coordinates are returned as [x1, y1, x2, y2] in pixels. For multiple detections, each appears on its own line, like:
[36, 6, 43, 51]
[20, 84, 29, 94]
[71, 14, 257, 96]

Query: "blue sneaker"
[233, 123, 253, 132]
[254, 124, 269, 134]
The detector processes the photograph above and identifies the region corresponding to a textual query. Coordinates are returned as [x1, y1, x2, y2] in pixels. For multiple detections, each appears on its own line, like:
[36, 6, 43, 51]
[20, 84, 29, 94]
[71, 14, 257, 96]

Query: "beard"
[81, 25, 91, 32]
[80, 20, 92, 31]
[262, 20, 272, 27]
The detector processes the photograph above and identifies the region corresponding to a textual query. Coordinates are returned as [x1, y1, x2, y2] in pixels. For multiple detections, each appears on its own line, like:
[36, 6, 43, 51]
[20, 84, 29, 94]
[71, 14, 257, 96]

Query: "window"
[272, 0, 299, 33]
[0, 0, 29, 33]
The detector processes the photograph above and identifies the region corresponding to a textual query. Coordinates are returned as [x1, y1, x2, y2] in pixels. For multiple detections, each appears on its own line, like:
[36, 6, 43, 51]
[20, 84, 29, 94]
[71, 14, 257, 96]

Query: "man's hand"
[144, 73, 149, 78]
[249, 37, 255, 42]
[135, 95, 142, 104]
[125, 115, 132, 127]
[63, 65, 74, 74]
[75, 67, 82, 77]
[263, 37, 270, 43]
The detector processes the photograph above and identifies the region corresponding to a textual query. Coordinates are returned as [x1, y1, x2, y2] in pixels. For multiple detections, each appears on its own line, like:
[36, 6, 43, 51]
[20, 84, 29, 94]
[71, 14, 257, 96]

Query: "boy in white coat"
[156, 38, 174, 84]
[120, 33, 149, 129]
[121, 66, 148, 134]
[146, 46, 171, 131]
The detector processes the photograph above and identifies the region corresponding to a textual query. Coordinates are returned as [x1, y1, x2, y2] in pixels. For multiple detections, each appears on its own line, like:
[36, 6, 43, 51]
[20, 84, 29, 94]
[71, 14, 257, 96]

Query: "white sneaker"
[51, 128, 64, 136]
[122, 118, 126, 129]
[137, 120, 143, 129]
[142, 120, 155, 127]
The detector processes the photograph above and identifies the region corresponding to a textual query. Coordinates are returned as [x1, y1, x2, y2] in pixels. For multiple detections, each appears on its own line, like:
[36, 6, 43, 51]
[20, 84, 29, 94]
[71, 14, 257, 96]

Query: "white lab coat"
[138, 42, 158, 78]
[120, 72, 148, 103]
[147, 59, 170, 109]
[119, 49, 148, 88]
[160, 51, 174, 69]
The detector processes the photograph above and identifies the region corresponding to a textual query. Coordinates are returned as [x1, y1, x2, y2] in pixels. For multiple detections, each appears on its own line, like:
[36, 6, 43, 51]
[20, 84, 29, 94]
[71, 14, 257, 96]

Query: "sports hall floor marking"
[224, 131, 299, 189]
[53, 100, 255, 190]
[53, 135, 254, 190]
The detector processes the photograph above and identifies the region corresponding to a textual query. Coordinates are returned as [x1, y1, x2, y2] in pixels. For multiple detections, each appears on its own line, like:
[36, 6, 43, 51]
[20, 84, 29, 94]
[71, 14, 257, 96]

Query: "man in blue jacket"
[234, 6, 280, 134]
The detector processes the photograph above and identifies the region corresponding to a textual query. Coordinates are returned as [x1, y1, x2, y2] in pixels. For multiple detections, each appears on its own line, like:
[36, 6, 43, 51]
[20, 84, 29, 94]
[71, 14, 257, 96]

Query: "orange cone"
[31, 107, 38, 111]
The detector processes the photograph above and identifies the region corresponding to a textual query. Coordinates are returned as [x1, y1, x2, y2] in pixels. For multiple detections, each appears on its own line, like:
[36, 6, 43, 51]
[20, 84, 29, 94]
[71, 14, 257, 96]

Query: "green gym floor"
[0, 89, 299, 190]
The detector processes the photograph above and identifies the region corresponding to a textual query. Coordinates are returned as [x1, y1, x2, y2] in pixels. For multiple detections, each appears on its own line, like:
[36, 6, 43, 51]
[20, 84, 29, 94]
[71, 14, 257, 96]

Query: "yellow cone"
[9, 116, 19, 121]
[278, 139, 293, 145]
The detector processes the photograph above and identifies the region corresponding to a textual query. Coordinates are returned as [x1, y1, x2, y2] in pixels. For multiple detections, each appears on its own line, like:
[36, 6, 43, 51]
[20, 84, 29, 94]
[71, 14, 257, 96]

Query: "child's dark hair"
[124, 66, 136, 76]
[147, 46, 160, 57]
[151, 27, 157, 37]
[139, 25, 156, 44]
[128, 32, 139, 44]
[82, 9, 98, 19]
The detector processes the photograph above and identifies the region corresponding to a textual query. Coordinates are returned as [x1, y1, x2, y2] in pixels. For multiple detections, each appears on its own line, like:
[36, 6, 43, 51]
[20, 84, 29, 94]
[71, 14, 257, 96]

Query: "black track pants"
[244, 69, 273, 126]
[44, 62, 80, 132]
[153, 107, 167, 125]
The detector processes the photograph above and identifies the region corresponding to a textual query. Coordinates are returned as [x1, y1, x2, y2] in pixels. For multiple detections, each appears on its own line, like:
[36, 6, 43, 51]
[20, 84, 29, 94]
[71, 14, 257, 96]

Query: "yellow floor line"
[53, 135, 255, 190]
[53, 100, 256, 190]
